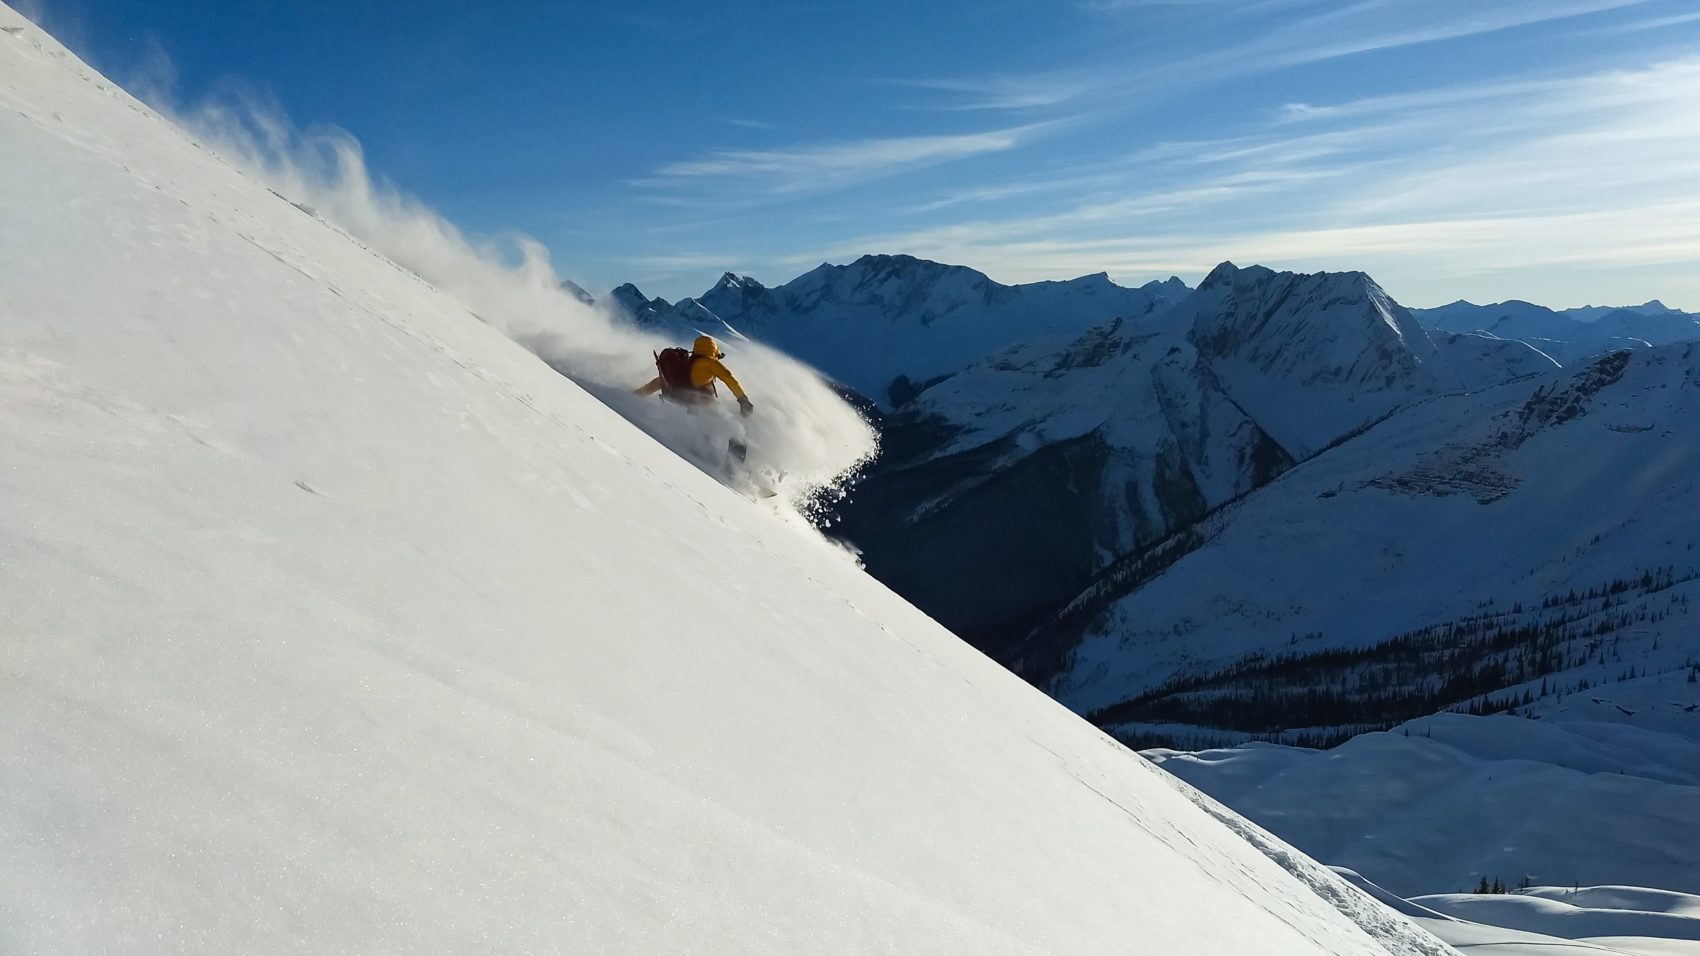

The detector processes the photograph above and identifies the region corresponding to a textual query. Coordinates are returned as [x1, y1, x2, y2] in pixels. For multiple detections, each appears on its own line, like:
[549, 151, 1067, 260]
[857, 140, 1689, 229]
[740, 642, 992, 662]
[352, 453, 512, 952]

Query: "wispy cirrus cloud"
[639, 121, 1063, 196]
[889, 75, 1089, 112]
[1582, 8, 1700, 34]
[624, 252, 757, 278]
[1239, 0, 1661, 68]
[906, 0, 1662, 113]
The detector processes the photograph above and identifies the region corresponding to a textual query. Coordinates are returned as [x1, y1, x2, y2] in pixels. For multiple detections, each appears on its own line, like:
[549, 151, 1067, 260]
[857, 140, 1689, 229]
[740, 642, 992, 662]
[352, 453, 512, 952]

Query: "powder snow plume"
[173, 94, 877, 518]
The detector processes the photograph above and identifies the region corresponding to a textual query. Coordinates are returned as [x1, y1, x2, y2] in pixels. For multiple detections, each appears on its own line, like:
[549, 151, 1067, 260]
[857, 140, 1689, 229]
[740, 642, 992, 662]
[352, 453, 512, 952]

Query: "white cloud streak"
[1583, 9, 1700, 34]
[1243, 0, 1661, 67]
[644, 121, 1062, 195]
[907, 0, 1662, 113]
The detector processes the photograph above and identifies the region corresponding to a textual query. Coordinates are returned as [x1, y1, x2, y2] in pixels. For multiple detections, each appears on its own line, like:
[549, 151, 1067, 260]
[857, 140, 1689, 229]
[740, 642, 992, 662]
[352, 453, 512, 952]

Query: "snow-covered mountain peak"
[780, 253, 1003, 319]
[1184, 266, 1449, 457]
[1197, 259, 1254, 291]
[694, 270, 773, 320]
[605, 281, 671, 326]
[1144, 275, 1192, 298]
[708, 270, 764, 296]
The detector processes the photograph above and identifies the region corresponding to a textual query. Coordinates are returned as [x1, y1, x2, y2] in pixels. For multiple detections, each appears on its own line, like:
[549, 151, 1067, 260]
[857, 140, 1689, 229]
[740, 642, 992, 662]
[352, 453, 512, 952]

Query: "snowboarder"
[636, 334, 755, 417]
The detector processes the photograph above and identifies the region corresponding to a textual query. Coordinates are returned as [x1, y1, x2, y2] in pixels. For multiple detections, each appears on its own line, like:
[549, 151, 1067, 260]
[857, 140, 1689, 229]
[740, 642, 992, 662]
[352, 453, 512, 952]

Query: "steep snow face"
[626, 254, 1190, 403]
[1043, 344, 1700, 730]
[0, 10, 1429, 954]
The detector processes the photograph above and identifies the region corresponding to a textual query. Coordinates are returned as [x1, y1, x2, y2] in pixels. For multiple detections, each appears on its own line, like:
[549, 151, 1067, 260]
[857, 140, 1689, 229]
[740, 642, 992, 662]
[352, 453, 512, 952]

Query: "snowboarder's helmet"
[692, 335, 724, 360]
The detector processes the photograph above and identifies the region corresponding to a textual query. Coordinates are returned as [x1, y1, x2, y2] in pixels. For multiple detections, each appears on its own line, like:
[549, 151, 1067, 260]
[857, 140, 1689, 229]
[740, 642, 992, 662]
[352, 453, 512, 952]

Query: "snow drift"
[1, 8, 1439, 953]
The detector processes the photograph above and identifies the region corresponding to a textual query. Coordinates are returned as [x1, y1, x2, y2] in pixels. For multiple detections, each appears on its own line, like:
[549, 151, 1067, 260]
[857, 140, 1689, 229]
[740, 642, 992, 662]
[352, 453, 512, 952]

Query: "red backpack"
[654, 347, 702, 392]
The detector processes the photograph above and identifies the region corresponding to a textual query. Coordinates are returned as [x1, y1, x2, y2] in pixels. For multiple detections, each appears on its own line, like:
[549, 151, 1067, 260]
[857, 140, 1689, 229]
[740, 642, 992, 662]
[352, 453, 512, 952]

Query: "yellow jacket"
[685, 354, 747, 399]
[636, 334, 748, 401]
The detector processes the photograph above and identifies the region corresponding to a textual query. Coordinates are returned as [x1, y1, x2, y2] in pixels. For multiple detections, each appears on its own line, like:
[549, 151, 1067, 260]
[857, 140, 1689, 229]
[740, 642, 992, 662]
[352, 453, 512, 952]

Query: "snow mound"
[0, 7, 1429, 953]
[1520, 887, 1700, 918]
[1418, 917, 1700, 956]
[1146, 712, 1700, 898]
[1412, 890, 1700, 943]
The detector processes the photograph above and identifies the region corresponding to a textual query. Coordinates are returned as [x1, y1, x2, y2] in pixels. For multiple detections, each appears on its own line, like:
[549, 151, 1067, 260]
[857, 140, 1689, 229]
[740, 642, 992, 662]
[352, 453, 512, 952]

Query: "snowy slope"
[620, 257, 1190, 403]
[0, 10, 1438, 954]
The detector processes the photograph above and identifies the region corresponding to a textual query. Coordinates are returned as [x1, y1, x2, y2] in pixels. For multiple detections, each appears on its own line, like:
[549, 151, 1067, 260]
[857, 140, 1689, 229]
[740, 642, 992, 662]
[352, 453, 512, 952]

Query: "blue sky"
[27, 0, 1700, 308]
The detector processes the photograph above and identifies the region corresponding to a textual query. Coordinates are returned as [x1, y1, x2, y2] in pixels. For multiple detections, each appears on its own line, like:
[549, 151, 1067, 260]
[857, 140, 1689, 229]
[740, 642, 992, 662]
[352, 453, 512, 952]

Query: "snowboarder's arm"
[700, 358, 748, 400]
[635, 376, 664, 396]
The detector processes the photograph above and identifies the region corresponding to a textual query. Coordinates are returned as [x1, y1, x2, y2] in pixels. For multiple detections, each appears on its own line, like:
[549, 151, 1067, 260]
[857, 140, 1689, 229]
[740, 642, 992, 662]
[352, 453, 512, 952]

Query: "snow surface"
[0, 9, 1438, 953]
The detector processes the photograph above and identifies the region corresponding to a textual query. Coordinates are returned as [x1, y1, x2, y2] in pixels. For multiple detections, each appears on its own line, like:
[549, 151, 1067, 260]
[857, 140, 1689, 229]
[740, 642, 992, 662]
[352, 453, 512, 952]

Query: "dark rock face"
[843, 430, 1113, 657]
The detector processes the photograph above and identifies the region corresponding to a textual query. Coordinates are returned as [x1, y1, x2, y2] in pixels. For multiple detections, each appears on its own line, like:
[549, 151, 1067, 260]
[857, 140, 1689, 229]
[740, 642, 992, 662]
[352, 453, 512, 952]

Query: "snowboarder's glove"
[738, 397, 754, 417]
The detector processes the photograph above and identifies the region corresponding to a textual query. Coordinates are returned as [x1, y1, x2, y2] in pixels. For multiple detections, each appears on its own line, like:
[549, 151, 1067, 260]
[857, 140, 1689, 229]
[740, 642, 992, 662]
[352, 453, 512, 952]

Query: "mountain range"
[610, 255, 1190, 403]
[601, 254, 1700, 940]
[1412, 298, 1700, 365]
[602, 255, 1700, 752]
